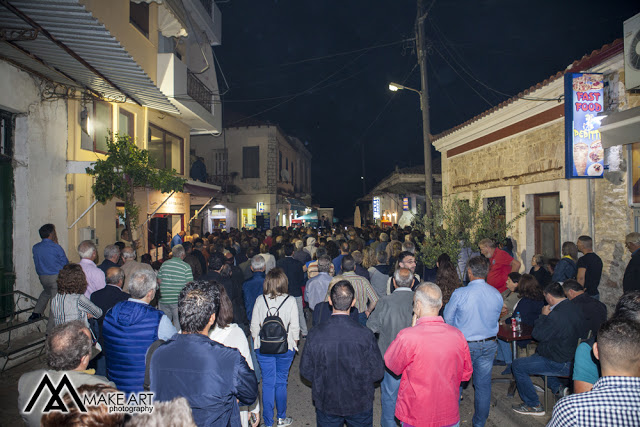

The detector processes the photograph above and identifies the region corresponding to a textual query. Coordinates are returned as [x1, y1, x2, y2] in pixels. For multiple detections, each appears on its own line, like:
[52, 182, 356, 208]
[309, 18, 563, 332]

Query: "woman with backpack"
[250, 268, 300, 427]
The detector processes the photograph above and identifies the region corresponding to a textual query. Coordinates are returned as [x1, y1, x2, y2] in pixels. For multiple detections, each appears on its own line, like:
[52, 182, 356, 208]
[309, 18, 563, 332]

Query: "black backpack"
[259, 295, 290, 354]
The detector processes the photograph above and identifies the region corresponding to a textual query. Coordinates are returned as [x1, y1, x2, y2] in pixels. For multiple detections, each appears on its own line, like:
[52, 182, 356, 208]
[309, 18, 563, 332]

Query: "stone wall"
[446, 120, 565, 195]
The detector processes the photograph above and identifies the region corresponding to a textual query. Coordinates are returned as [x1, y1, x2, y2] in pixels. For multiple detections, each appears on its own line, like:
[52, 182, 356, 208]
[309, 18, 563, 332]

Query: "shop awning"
[182, 180, 221, 197]
[286, 197, 307, 211]
[600, 106, 640, 148]
[0, 0, 180, 113]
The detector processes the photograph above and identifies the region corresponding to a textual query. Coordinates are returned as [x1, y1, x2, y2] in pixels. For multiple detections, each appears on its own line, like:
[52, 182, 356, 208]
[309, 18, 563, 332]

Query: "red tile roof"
[432, 39, 624, 142]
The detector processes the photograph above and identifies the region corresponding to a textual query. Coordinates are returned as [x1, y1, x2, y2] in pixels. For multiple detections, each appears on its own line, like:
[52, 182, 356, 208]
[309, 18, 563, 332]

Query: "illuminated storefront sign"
[373, 197, 380, 219]
[257, 202, 265, 213]
[403, 197, 410, 211]
[564, 73, 604, 178]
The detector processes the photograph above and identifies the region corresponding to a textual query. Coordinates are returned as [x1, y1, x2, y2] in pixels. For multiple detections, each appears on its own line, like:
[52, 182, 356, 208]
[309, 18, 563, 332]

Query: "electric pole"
[417, 0, 433, 218]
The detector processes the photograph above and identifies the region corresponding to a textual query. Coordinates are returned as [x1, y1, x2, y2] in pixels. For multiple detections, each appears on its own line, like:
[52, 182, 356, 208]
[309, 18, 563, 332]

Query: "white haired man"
[78, 240, 106, 298]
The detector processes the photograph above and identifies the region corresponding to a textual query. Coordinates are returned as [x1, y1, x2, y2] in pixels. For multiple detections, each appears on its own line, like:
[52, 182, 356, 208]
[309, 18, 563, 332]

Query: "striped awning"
[0, 0, 180, 114]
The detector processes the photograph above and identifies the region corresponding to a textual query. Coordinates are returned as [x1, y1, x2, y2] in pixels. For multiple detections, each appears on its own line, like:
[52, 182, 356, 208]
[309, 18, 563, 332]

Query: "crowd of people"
[18, 223, 640, 426]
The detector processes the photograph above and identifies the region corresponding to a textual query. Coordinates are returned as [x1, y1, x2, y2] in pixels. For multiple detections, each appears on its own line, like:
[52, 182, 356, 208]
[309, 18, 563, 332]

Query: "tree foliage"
[86, 133, 186, 245]
[412, 193, 528, 280]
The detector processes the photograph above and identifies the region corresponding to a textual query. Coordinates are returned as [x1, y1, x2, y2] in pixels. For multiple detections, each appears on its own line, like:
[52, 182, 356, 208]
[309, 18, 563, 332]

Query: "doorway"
[0, 110, 15, 318]
[534, 193, 560, 260]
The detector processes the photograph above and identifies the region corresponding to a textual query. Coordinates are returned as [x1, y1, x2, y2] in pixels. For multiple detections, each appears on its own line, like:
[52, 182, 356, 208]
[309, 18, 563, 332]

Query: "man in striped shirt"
[157, 244, 193, 329]
[335, 255, 378, 326]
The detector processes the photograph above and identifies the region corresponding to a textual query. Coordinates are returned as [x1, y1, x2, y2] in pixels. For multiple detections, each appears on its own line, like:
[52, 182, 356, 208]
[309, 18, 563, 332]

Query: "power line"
[427, 55, 466, 123]
[227, 49, 371, 127]
[431, 43, 495, 108]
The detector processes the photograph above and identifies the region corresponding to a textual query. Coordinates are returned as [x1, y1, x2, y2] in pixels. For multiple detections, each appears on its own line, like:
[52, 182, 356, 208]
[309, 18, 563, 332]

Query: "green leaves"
[412, 193, 528, 277]
[86, 133, 186, 231]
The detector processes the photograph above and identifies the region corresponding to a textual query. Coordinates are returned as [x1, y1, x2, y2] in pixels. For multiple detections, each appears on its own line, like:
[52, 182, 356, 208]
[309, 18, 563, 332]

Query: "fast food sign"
[564, 73, 604, 179]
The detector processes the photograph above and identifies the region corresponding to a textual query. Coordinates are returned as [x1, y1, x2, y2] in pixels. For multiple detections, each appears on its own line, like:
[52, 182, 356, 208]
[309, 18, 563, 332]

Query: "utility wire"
[227, 50, 371, 127]
[430, 19, 563, 103]
[431, 44, 495, 108]
[427, 55, 466, 123]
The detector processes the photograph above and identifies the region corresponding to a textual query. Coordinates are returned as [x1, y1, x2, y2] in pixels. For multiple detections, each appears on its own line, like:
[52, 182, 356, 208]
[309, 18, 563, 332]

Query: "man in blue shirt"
[30, 224, 68, 326]
[170, 230, 185, 248]
[444, 256, 503, 427]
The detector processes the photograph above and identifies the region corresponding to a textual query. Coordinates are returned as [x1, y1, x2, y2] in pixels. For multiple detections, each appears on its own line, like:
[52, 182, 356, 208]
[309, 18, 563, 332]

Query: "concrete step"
[0, 329, 47, 373]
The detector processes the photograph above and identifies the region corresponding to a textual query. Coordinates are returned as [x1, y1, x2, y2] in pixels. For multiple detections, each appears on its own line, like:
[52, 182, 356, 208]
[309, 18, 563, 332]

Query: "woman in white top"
[250, 268, 299, 427]
[209, 283, 260, 427]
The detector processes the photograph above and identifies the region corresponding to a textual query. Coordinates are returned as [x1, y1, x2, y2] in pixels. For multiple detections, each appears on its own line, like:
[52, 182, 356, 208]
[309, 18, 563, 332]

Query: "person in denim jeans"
[511, 282, 583, 416]
[444, 256, 503, 427]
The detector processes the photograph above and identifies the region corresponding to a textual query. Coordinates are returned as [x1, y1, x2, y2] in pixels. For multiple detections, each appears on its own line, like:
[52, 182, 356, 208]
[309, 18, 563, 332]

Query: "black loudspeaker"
[149, 217, 168, 246]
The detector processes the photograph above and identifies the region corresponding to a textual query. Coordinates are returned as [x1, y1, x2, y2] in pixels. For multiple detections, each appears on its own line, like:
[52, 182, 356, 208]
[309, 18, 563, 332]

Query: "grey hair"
[172, 244, 185, 258]
[128, 269, 157, 299]
[478, 238, 495, 249]
[125, 397, 196, 427]
[295, 240, 304, 250]
[532, 254, 544, 266]
[103, 244, 120, 260]
[251, 254, 266, 271]
[105, 267, 125, 286]
[626, 232, 640, 246]
[467, 256, 490, 279]
[46, 321, 91, 371]
[414, 282, 442, 311]
[402, 241, 415, 254]
[122, 247, 136, 260]
[394, 268, 413, 288]
[77, 240, 97, 259]
[380, 233, 389, 242]
[317, 255, 332, 273]
[376, 250, 388, 264]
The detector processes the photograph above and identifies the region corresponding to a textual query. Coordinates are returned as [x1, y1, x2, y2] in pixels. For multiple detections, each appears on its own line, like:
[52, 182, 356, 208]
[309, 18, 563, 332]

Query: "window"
[243, 146, 259, 178]
[534, 193, 560, 259]
[118, 109, 134, 138]
[130, 1, 149, 37]
[279, 151, 282, 179]
[148, 124, 184, 174]
[0, 109, 13, 158]
[630, 143, 640, 206]
[93, 100, 112, 153]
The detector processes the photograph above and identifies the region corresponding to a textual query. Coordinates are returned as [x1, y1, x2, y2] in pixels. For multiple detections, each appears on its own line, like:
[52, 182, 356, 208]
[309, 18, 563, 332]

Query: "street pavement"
[0, 336, 555, 427]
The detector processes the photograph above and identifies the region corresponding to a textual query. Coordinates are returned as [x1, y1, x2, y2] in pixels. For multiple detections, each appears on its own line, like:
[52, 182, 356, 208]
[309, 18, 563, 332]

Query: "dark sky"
[215, 0, 640, 219]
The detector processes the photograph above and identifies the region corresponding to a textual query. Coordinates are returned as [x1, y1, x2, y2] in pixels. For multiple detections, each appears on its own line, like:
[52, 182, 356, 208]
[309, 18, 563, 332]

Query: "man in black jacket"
[276, 243, 307, 337]
[623, 232, 640, 294]
[90, 267, 130, 376]
[562, 279, 607, 339]
[300, 280, 384, 425]
[511, 282, 584, 416]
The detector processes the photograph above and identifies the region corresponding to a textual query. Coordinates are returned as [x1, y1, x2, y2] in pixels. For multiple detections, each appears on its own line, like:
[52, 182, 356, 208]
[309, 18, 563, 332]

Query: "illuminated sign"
[565, 73, 604, 178]
[403, 197, 410, 211]
[257, 202, 265, 213]
[373, 197, 380, 219]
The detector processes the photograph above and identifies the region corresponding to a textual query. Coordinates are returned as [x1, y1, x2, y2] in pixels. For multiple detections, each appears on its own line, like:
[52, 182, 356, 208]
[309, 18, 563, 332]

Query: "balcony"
[157, 53, 221, 134]
[187, 70, 213, 112]
[183, 0, 221, 45]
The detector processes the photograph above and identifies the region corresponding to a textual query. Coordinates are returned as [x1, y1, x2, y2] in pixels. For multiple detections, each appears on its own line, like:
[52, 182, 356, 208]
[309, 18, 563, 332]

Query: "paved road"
[0, 338, 553, 427]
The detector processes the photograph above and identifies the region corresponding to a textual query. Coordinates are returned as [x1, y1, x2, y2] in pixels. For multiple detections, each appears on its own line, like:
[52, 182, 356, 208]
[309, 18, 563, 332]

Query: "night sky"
[215, 0, 640, 219]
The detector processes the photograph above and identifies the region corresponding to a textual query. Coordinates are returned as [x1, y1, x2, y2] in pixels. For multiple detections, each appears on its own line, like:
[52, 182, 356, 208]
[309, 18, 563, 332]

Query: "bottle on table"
[515, 312, 522, 332]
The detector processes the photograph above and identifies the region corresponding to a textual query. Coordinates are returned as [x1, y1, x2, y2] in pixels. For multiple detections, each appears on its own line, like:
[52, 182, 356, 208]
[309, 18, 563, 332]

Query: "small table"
[497, 323, 534, 396]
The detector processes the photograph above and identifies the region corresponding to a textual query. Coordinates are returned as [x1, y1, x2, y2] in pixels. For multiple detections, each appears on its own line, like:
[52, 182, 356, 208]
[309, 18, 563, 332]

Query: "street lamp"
[388, 79, 433, 218]
[389, 82, 421, 96]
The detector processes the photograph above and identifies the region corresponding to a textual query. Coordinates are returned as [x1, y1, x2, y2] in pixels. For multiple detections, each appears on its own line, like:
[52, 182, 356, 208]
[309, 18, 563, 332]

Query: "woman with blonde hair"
[250, 268, 299, 427]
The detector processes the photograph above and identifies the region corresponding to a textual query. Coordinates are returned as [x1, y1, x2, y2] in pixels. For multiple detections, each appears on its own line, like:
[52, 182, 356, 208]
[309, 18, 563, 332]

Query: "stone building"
[191, 123, 312, 230]
[433, 39, 640, 311]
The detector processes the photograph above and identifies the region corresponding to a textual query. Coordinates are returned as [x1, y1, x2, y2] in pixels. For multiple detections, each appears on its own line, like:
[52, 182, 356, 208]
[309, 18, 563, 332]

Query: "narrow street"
[1, 335, 553, 427]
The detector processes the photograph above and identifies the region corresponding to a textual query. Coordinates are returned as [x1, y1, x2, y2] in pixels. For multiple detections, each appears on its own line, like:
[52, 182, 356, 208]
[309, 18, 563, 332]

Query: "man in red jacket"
[385, 282, 473, 427]
[479, 238, 521, 293]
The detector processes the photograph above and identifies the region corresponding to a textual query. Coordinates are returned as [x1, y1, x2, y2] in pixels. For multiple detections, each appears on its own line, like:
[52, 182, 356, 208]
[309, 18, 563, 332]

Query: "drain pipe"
[587, 179, 595, 240]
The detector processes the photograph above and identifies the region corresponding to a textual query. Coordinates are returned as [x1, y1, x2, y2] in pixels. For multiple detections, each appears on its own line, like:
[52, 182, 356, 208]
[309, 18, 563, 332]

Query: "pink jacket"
[385, 316, 473, 427]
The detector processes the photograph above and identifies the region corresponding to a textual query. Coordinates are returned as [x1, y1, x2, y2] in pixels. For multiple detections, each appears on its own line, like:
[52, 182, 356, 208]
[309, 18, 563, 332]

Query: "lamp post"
[388, 81, 433, 218]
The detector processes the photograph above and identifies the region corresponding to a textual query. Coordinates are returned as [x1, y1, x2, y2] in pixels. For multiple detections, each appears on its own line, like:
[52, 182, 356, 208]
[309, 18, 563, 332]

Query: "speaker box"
[149, 217, 168, 246]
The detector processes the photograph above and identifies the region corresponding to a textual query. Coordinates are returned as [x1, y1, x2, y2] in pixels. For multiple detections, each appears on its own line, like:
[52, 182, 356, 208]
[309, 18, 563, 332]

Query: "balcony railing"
[187, 69, 213, 112]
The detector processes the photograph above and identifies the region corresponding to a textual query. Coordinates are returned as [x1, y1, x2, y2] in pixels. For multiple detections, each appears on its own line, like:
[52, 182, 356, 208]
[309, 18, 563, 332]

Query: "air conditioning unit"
[624, 12, 640, 90]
